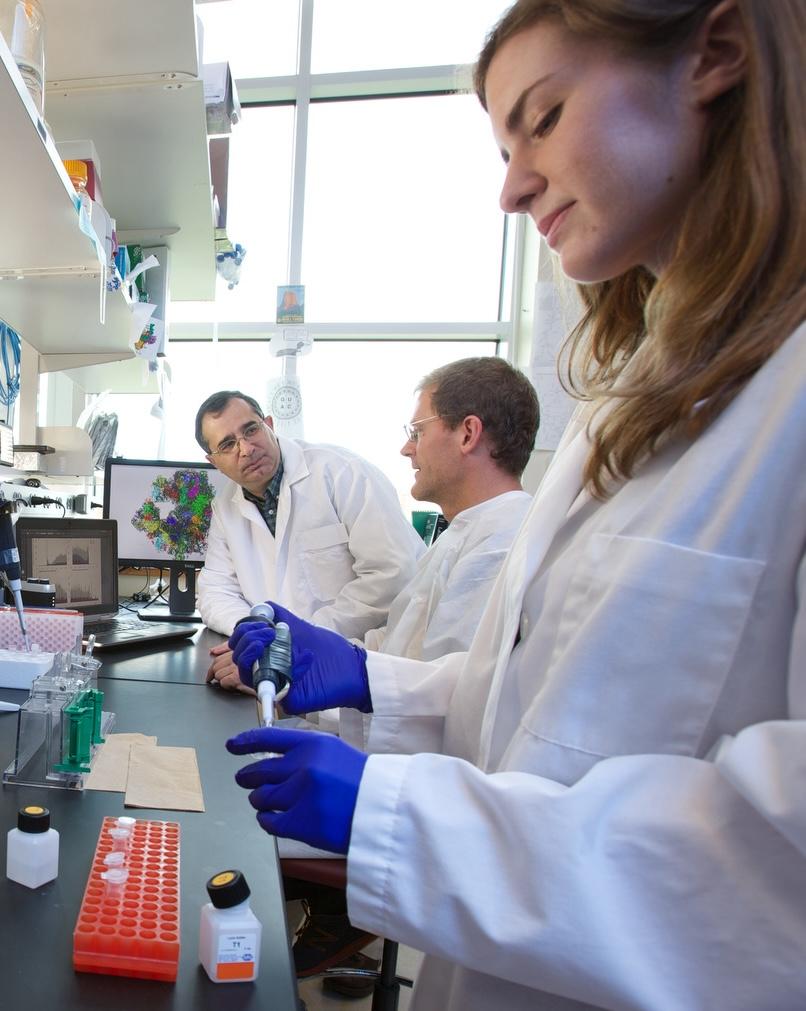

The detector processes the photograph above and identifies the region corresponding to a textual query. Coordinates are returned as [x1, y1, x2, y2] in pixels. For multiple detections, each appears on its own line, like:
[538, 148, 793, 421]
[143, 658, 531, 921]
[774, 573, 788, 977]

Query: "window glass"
[99, 346, 278, 465]
[102, 339, 496, 513]
[171, 105, 295, 324]
[300, 341, 496, 515]
[312, 0, 509, 73]
[197, 0, 299, 79]
[303, 94, 505, 322]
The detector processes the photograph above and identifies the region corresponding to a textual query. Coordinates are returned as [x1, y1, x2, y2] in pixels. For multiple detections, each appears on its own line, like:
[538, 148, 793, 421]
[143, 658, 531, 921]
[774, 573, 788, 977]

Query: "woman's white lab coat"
[197, 437, 424, 636]
[346, 323, 806, 1011]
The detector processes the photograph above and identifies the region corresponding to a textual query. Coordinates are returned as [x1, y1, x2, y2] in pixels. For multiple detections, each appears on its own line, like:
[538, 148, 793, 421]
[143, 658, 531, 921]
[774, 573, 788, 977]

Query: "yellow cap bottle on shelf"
[62, 159, 88, 190]
[62, 159, 92, 219]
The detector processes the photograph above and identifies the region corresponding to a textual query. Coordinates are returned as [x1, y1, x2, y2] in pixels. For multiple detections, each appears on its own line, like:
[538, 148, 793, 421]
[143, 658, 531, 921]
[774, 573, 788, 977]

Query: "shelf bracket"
[47, 71, 198, 95]
[0, 266, 102, 281]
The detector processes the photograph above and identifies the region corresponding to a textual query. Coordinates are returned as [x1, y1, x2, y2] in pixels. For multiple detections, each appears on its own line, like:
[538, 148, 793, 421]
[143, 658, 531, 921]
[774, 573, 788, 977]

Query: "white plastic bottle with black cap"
[199, 869, 262, 982]
[7, 804, 59, 888]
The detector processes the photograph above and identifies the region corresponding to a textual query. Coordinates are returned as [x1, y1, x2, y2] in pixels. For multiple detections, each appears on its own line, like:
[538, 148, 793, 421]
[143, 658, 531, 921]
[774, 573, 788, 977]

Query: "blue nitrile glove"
[228, 602, 372, 713]
[226, 726, 368, 854]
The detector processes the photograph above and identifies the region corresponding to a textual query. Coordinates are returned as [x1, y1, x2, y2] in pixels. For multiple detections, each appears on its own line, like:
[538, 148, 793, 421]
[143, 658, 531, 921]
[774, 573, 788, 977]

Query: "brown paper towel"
[85, 733, 158, 793]
[124, 745, 205, 812]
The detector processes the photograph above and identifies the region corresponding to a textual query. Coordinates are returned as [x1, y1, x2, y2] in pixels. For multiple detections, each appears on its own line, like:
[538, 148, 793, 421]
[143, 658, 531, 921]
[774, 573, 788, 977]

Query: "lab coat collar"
[228, 435, 311, 526]
[275, 436, 311, 487]
[449, 490, 532, 532]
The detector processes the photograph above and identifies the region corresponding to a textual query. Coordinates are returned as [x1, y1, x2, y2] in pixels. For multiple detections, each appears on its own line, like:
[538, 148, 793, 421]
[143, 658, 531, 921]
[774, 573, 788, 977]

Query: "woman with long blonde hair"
[227, 2, 806, 1008]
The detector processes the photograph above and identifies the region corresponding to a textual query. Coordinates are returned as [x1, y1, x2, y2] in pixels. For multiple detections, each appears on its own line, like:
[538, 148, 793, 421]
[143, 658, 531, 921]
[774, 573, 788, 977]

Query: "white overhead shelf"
[0, 49, 99, 275]
[0, 0, 215, 379]
[43, 0, 200, 82]
[57, 355, 161, 395]
[47, 80, 215, 302]
[43, 0, 215, 302]
[1, 274, 135, 357]
[0, 37, 134, 362]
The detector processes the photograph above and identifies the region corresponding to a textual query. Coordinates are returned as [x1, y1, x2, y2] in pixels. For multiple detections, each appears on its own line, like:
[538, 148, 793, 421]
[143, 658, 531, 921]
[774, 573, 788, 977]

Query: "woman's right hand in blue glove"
[228, 602, 372, 713]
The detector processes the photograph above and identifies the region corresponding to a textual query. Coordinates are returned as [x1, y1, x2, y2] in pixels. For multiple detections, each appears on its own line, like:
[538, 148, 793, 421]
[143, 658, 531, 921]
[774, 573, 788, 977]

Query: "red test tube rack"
[73, 816, 181, 981]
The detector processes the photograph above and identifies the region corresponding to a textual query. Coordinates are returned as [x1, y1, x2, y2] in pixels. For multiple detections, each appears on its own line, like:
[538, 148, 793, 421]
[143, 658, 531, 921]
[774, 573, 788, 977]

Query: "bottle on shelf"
[63, 159, 94, 228]
[0, 0, 45, 116]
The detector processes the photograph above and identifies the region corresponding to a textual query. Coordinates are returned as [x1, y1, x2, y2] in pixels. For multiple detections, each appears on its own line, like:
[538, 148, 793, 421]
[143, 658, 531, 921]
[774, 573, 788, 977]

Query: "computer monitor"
[103, 457, 231, 620]
[14, 517, 118, 618]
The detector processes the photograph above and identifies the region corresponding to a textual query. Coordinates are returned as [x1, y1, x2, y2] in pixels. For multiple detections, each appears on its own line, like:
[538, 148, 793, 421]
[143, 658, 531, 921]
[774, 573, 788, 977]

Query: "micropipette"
[239, 603, 292, 727]
[256, 622, 292, 727]
[0, 570, 31, 652]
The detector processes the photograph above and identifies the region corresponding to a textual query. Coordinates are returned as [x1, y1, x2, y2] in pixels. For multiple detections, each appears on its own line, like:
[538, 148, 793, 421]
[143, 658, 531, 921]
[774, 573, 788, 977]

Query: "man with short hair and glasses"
[248, 357, 540, 993]
[194, 390, 424, 690]
[361, 355, 539, 666]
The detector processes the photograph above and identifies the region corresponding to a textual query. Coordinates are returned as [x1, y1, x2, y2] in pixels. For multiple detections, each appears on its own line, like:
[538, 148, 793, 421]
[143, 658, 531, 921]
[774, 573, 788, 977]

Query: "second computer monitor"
[103, 457, 231, 619]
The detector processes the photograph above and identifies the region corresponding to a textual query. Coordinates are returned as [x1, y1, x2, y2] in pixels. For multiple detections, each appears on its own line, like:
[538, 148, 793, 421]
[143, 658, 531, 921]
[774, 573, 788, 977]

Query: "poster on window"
[276, 285, 305, 324]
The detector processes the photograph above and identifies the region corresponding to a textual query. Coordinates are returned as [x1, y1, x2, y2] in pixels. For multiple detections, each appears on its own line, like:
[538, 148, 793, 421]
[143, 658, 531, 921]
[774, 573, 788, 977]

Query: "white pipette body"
[257, 681, 277, 727]
[11, 586, 31, 652]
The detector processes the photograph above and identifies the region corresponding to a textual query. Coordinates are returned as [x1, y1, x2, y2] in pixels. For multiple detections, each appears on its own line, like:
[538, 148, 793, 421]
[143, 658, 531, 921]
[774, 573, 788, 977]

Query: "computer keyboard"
[87, 615, 197, 651]
[88, 617, 146, 635]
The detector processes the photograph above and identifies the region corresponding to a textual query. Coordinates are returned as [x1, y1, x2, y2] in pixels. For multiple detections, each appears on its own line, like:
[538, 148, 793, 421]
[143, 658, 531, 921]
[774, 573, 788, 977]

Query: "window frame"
[172, 0, 525, 354]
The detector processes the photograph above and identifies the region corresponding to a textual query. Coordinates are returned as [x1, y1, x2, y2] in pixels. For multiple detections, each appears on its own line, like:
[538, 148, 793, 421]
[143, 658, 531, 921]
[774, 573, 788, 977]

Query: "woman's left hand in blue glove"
[226, 727, 368, 855]
[228, 603, 372, 714]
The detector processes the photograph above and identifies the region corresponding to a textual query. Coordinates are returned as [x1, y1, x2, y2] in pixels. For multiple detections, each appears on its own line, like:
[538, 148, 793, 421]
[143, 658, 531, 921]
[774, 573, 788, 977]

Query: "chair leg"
[371, 939, 401, 1011]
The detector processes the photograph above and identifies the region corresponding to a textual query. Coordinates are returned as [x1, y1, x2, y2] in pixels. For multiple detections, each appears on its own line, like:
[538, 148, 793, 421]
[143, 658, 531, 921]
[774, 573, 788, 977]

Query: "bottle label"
[216, 931, 257, 980]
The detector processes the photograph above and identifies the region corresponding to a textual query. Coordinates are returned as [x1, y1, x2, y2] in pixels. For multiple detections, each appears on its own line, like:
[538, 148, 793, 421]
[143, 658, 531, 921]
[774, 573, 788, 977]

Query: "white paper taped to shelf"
[138, 319, 164, 360]
[125, 253, 159, 289]
[130, 306, 163, 361]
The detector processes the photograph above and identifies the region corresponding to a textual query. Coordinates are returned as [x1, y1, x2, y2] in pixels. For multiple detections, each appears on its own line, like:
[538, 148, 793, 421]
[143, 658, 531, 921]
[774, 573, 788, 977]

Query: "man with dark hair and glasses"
[194, 390, 424, 690]
[361, 355, 539, 667]
[236, 358, 539, 994]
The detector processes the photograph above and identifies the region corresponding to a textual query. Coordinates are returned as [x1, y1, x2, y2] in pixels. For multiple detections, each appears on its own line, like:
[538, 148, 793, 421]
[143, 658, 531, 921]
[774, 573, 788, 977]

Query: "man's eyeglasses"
[403, 415, 440, 443]
[209, 420, 265, 457]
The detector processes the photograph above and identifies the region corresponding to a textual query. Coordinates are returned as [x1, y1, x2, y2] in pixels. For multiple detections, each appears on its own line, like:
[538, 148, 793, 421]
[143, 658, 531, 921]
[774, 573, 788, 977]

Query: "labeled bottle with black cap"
[199, 869, 262, 982]
[7, 804, 59, 888]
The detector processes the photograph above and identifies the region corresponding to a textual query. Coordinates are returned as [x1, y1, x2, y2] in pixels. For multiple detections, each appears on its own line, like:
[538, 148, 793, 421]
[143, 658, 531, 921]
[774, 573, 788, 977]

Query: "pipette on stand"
[13, 591, 31, 653]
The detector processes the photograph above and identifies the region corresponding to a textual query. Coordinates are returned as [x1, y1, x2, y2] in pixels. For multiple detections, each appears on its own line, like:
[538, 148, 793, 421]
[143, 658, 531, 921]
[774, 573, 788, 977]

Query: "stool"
[282, 857, 413, 1010]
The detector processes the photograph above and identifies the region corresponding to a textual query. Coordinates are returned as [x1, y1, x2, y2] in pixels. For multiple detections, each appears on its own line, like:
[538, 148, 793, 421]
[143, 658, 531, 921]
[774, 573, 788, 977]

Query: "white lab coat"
[365, 490, 533, 661]
[340, 490, 533, 750]
[197, 437, 424, 636]
[346, 323, 806, 1011]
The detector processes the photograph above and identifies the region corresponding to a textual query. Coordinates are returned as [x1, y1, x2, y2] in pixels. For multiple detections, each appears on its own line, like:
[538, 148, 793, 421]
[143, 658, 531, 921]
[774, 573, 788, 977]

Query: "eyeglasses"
[209, 420, 265, 457]
[403, 415, 440, 443]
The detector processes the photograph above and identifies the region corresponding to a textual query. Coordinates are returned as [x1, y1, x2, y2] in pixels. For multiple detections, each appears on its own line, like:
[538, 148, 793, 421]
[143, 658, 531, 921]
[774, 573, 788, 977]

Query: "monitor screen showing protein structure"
[103, 458, 230, 568]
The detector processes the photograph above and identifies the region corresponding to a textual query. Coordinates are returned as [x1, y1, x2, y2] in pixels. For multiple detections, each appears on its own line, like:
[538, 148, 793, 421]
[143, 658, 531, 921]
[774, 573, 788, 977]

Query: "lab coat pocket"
[528, 533, 764, 759]
[297, 523, 354, 603]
